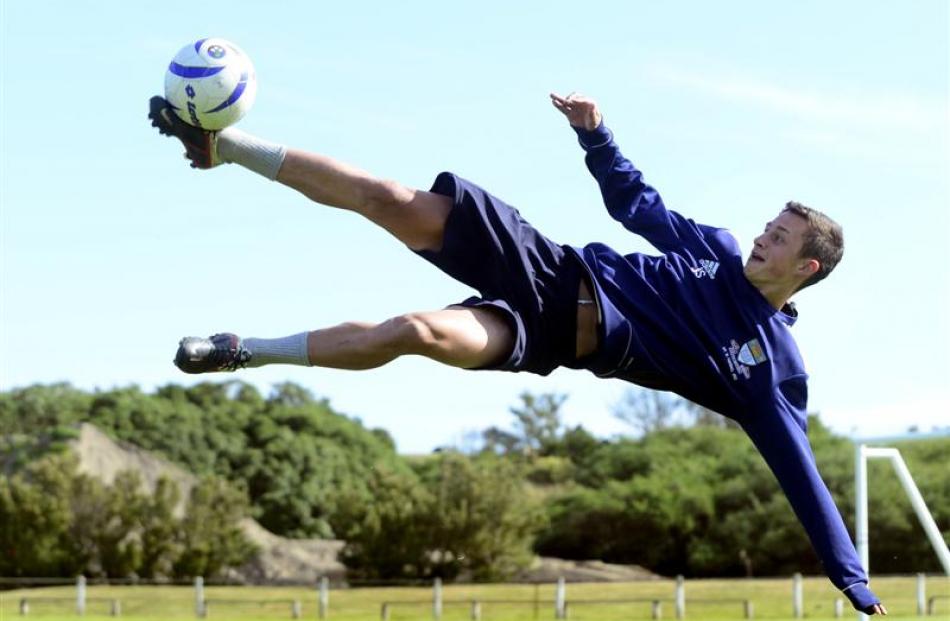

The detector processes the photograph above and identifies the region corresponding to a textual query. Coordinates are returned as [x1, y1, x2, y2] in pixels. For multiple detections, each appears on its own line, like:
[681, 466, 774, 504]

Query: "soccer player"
[149, 93, 886, 614]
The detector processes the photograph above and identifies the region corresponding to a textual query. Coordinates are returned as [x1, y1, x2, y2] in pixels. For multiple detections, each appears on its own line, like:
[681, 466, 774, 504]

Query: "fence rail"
[929, 594, 948, 615]
[200, 598, 302, 619]
[3, 574, 948, 619]
[380, 598, 549, 621]
[562, 598, 756, 620]
[562, 598, 670, 620]
[16, 596, 122, 617]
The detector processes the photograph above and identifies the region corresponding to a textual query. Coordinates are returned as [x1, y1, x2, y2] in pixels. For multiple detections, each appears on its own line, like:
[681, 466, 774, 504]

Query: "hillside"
[71, 422, 345, 583]
[70, 423, 660, 583]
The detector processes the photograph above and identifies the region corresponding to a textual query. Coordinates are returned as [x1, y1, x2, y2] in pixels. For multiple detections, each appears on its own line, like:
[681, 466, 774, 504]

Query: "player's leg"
[306, 306, 512, 369]
[148, 96, 450, 252]
[274, 148, 451, 252]
[174, 306, 514, 373]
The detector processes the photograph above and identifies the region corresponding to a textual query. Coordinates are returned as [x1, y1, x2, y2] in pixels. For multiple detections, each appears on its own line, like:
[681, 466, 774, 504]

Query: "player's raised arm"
[549, 93, 689, 253]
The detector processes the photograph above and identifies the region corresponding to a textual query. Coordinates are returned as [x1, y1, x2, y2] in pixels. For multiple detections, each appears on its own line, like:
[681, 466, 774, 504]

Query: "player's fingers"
[569, 92, 594, 106]
[553, 92, 582, 106]
[568, 96, 592, 108]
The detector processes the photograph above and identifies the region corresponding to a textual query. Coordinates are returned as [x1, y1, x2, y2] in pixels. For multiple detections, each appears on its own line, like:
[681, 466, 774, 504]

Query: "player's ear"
[799, 258, 820, 278]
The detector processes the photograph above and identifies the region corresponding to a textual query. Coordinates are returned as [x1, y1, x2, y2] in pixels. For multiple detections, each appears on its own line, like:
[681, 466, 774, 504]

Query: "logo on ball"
[207, 45, 226, 59]
[187, 102, 202, 128]
[185, 85, 196, 99]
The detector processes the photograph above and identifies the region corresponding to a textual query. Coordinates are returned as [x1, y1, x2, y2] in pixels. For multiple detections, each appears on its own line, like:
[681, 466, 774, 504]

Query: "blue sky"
[1, 1, 948, 453]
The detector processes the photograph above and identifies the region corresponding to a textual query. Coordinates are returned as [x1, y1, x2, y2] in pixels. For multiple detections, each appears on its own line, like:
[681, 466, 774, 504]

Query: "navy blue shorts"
[414, 172, 583, 376]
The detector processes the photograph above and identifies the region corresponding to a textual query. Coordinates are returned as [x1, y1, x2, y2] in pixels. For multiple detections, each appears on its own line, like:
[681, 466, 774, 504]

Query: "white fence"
[6, 573, 948, 618]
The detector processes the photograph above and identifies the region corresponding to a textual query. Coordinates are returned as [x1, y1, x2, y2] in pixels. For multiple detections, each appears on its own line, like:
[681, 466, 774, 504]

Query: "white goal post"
[855, 444, 950, 619]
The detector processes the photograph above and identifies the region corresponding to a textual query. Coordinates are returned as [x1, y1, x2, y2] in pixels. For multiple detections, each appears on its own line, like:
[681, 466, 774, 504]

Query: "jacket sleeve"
[740, 380, 880, 612]
[573, 122, 707, 256]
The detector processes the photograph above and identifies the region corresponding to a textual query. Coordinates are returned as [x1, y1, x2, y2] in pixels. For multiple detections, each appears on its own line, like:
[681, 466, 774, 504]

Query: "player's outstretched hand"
[866, 603, 888, 615]
[550, 92, 602, 131]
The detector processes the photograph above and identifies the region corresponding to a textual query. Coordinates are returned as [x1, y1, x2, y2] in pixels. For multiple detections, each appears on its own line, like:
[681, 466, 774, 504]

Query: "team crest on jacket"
[691, 259, 720, 279]
[723, 338, 768, 380]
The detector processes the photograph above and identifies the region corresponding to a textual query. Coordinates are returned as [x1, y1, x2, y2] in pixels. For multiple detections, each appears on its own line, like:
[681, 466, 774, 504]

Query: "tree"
[138, 477, 182, 578]
[335, 466, 432, 579]
[0, 455, 76, 576]
[174, 476, 256, 578]
[545, 425, 601, 475]
[93, 471, 145, 577]
[416, 452, 545, 580]
[612, 389, 684, 434]
[268, 382, 320, 408]
[509, 392, 566, 454]
[537, 428, 718, 574]
[613, 388, 733, 434]
[0, 383, 91, 435]
[480, 426, 521, 455]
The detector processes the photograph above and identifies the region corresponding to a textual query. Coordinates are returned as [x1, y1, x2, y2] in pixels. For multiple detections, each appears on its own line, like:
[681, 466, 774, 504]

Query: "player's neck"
[750, 279, 795, 312]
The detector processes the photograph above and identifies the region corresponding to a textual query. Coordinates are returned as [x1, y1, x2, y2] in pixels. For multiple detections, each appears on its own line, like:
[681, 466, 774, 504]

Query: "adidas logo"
[699, 259, 719, 279]
[691, 259, 720, 280]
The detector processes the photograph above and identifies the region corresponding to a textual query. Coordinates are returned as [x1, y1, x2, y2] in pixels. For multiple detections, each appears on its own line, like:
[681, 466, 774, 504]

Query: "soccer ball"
[164, 38, 257, 131]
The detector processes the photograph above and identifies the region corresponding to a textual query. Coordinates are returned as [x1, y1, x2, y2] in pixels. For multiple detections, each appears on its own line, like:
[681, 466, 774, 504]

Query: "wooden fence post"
[555, 577, 566, 619]
[195, 576, 205, 618]
[433, 578, 443, 620]
[319, 576, 329, 619]
[76, 575, 86, 616]
[675, 575, 685, 620]
[792, 573, 803, 619]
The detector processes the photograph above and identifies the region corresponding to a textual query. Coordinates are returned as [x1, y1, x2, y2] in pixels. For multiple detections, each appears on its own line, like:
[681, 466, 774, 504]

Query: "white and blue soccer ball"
[164, 38, 257, 130]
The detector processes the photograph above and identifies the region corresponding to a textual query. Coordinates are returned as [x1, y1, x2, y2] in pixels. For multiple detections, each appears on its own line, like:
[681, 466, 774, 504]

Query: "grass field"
[1, 576, 947, 621]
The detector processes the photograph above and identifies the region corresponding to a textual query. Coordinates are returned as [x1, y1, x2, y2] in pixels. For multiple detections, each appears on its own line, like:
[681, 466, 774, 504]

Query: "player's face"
[744, 211, 816, 287]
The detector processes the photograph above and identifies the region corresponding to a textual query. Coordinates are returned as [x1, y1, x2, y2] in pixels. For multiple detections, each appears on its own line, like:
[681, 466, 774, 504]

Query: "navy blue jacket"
[567, 122, 879, 612]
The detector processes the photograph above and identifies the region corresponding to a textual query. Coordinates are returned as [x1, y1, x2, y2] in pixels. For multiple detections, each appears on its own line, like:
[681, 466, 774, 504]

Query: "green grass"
[0, 576, 947, 621]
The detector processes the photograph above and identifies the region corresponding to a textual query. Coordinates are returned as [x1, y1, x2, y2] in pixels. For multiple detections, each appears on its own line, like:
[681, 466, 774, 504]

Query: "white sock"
[217, 127, 287, 180]
[243, 332, 310, 367]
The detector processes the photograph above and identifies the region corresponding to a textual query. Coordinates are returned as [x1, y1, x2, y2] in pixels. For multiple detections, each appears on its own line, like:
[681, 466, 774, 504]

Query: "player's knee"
[390, 311, 481, 364]
[389, 309, 512, 369]
[385, 313, 440, 355]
